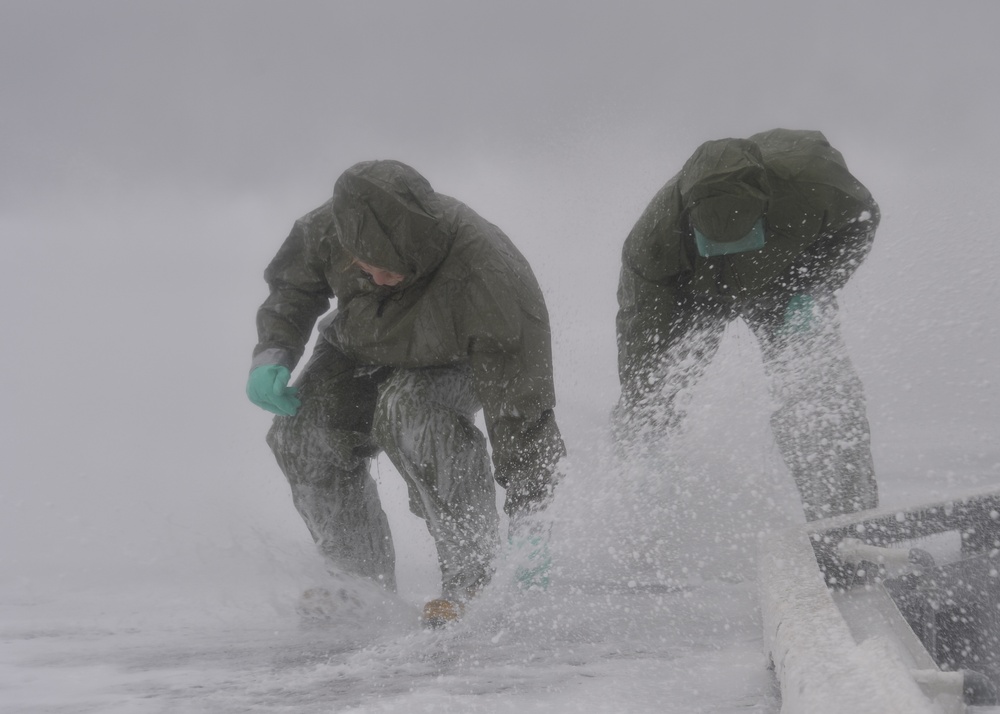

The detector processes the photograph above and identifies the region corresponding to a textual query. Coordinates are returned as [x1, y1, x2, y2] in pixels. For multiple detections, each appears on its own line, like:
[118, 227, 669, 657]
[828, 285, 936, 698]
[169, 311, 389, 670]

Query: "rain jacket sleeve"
[615, 179, 689, 405]
[781, 201, 880, 295]
[252, 212, 335, 372]
[616, 264, 680, 406]
[462, 272, 565, 516]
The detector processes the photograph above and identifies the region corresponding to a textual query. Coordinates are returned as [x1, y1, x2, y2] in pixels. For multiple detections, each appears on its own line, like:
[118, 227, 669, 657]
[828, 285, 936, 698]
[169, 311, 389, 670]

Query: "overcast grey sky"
[4, 0, 998, 205]
[2, 1, 999, 591]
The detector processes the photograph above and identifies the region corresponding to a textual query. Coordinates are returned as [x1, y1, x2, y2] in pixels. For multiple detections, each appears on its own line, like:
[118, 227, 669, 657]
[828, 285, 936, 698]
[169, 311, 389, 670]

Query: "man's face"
[353, 258, 406, 287]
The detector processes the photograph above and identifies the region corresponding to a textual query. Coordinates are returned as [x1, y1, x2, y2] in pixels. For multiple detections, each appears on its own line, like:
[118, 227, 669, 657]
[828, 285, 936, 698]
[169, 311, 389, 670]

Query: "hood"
[331, 160, 450, 279]
[679, 138, 771, 243]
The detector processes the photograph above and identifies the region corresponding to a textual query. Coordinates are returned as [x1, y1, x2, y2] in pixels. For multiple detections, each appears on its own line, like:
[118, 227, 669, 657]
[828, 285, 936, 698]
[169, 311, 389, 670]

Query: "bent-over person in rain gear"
[615, 129, 879, 521]
[247, 161, 566, 624]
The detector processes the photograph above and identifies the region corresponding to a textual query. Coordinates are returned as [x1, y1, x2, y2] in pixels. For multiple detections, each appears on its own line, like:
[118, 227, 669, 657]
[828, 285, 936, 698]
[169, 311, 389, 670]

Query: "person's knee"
[374, 369, 454, 443]
[373, 371, 421, 437]
[268, 414, 373, 475]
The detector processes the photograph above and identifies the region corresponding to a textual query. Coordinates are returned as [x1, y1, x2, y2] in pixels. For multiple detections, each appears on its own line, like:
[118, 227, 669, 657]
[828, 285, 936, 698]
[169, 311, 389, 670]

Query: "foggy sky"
[2, 1, 999, 594]
[5, 0, 998, 205]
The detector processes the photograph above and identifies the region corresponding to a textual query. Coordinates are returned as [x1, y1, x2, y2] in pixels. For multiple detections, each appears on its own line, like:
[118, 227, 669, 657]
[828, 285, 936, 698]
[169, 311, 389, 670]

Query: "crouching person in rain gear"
[614, 129, 879, 521]
[247, 161, 565, 625]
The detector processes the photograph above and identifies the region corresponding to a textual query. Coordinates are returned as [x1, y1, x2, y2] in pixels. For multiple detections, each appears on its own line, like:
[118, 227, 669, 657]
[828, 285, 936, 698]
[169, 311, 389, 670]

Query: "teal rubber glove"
[246, 365, 301, 416]
[509, 532, 551, 591]
[781, 294, 816, 335]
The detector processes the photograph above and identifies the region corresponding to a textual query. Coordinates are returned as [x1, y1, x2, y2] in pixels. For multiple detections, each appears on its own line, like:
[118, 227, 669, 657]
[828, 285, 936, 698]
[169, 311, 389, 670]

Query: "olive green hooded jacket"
[253, 161, 565, 506]
[617, 129, 879, 395]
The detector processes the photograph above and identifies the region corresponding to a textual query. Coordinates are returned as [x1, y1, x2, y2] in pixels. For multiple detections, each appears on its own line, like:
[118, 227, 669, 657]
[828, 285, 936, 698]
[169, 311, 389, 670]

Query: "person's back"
[620, 129, 878, 309]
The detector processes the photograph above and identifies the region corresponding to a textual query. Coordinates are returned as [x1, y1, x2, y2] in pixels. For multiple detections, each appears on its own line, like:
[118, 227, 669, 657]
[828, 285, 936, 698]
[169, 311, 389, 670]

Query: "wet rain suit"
[616, 129, 879, 521]
[252, 161, 565, 597]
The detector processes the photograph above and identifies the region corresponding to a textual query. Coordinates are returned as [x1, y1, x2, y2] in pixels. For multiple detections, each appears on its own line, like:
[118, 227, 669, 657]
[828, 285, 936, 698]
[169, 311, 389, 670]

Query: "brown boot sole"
[421, 598, 465, 629]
